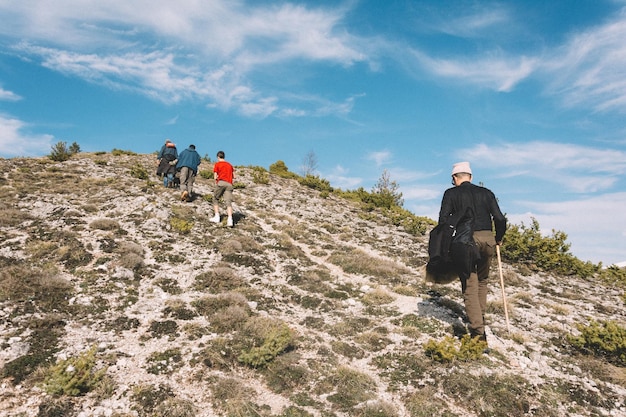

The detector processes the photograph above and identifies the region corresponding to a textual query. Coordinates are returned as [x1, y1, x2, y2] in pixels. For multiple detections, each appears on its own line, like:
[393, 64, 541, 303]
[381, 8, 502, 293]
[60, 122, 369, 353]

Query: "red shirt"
[213, 160, 234, 184]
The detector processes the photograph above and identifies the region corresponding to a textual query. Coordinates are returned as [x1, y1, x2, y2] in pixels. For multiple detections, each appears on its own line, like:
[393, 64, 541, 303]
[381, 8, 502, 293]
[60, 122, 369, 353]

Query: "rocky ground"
[0, 152, 624, 417]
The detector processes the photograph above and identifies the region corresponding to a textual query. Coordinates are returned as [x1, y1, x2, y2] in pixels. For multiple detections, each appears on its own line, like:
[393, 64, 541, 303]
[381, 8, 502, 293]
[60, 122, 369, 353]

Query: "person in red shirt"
[210, 150, 235, 227]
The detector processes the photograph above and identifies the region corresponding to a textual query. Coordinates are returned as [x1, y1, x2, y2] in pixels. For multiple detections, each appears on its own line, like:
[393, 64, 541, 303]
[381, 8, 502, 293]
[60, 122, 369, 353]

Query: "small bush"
[298, 174, 333, 193]
[130, 164, 149, 180]
[269, 160, 298, 179]
[49, 141, 72, 162]
[42, 346, 106, 396]
[251, 166, 269, 184]
[238, 322, 296, 368]
[198, 170, 213, 179]
[112, 148, 137, 156]
[568, 320, 626, 366]
[424, 334, 487, 363]
[68, 142, 81, 154]
[502, 218, 598, 277]
[170, 217, 193, 234]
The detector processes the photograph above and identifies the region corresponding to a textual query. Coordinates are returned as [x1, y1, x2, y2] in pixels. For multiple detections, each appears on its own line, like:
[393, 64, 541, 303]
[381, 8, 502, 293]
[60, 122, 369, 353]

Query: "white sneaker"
[227, 217, 233, 227]
[210, 214, 220, 223]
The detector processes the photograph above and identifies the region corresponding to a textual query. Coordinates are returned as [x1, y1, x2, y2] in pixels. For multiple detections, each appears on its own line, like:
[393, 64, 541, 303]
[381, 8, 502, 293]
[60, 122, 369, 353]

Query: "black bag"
[426, 206, 477, 283]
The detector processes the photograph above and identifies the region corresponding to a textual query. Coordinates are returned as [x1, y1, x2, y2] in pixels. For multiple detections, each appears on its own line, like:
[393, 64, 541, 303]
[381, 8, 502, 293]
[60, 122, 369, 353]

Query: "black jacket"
[438, 181, 506, 242]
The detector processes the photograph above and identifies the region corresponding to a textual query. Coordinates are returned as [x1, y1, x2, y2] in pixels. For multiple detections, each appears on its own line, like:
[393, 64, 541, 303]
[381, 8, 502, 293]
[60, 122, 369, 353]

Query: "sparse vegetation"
[0, 153, 623, 416]
[42, 346, 106, 396]
[568, 320, 626, 366]
[423, 334, 488, 362]
[251, 165, 270, 184]
[502, 218, 598, 277]
[170, 217, 193, 234]
[49, 141, 74, 162]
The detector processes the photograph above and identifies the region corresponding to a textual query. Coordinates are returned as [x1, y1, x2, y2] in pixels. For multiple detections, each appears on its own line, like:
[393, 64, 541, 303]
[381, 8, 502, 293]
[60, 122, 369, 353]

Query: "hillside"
[0, 152, 624, 417]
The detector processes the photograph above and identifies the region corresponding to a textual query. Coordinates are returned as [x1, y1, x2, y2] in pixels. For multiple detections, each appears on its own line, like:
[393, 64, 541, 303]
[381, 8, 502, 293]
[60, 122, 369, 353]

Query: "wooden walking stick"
[496, 245, 511, 334]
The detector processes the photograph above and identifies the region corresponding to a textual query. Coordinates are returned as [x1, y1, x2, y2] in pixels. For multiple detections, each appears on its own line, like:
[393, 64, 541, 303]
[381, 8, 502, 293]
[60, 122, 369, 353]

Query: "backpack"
[425, 206, 477, 284]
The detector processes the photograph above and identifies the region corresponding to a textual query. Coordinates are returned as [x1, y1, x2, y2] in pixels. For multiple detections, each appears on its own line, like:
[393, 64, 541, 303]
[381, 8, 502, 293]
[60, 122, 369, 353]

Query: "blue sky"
[1, 0, 625, 266]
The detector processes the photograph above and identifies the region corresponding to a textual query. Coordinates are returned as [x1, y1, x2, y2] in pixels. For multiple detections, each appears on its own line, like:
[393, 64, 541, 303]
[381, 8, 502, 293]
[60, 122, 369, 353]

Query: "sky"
[1, 0, 625, 266]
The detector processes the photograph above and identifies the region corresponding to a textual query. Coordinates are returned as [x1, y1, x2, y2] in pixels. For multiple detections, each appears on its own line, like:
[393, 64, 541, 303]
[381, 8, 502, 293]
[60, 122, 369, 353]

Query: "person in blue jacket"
[156, 139, 178, 188]
[175, 144, 201, 202]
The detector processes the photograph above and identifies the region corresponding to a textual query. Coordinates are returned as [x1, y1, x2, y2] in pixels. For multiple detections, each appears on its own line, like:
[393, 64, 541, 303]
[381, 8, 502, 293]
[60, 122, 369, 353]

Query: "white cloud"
[508, 192, 626, 265]
[544, 9, 626, 113]
[325, 164, 362, 190]
[427, 6, 511, 38]
[0, 114, 54, 157]
[460, 141, 626, 193]
[0, 87, 22, 101]
[1, 1, 368, 118]
[366, 150, 391, 167]
[412, 50, 537, 92]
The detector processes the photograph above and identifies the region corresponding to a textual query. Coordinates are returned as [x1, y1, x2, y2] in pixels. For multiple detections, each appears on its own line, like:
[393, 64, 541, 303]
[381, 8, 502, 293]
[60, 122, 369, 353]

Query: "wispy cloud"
[1, 1, 367, 118]
[460, 141, 626, 192]
[0, 114, 54, 157]
[0, 87, 22, 101]
[424, 5, 512, 38]
[325, 164, 362, 190]
[543, 9, 626, 113]
[366, 150, 391, 167]
[413, 51, 537, 92]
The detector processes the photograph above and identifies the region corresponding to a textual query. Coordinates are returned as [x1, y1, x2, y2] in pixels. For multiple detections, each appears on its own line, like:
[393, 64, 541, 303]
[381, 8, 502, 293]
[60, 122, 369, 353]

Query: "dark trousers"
[462, 230, 496, 337]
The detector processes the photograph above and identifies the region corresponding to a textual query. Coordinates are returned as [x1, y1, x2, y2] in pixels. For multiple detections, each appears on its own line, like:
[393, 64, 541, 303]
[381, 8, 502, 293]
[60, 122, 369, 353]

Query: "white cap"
[451, 161, 472, 175]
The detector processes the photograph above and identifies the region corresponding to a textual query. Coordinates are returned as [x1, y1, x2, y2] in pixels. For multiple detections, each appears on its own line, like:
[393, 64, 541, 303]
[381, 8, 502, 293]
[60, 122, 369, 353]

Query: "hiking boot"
[227, 217, 233, 227]
[210, 214, 220, 223]
[181, 191, 188, 201]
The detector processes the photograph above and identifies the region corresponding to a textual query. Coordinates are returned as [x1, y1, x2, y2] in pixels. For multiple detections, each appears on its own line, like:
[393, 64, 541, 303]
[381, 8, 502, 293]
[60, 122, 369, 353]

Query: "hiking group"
[158, 142, 506, 343]
[156, 139, 236, 227]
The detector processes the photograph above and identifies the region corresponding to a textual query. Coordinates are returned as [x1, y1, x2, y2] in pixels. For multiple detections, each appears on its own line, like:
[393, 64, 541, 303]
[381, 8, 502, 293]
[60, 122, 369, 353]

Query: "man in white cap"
[438, 161, 506, 345]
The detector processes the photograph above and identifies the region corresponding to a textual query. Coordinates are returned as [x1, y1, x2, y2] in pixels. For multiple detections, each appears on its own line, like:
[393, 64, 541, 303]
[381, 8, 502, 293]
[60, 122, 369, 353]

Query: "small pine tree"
[49, 141, 72, 162]
[68, 142, 81, 154]
[372, 169, 404, 208]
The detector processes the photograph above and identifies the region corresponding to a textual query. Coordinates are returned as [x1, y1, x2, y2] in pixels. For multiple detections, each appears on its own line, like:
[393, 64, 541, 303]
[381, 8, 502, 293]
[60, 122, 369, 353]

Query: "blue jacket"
[176, 147, 201, 174]
[157, 144, 178, 161]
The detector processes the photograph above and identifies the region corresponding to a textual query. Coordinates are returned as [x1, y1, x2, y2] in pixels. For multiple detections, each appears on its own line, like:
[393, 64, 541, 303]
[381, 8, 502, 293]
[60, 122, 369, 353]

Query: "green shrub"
[501, 218, 598, 277]
[198, 170, 213, 179]
[49, 141, 72, 162]
[170, 217, 193, 234]
[269, 160, 298, 179]
[251, 166, 269, 184]
[238, 323, 296, 368]
[424, 335, 487, 363]
[130, 164, 149, 180]
[298, 174, 333, 193]
[568, 320, 626, 366]
[383, 206, 434, 235]
[68, 142, 81, 154]
[598, 265, 626, 290]
[112, 148, 137, 156]
[42, 346, 106, 396]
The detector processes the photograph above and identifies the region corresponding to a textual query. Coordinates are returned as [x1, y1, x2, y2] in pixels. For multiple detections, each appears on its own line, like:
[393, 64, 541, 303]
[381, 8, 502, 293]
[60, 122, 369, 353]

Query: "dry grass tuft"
[90, 218, 121, 230]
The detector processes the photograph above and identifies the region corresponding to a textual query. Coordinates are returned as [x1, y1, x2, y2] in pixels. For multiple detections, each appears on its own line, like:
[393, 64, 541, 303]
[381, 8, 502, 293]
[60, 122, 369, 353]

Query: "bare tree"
[299, 150, 318, 177]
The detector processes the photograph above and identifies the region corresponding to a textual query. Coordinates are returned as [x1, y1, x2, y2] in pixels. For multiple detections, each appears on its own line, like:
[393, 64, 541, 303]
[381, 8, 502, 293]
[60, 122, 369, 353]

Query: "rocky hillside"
[0, 152, 624, 417]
